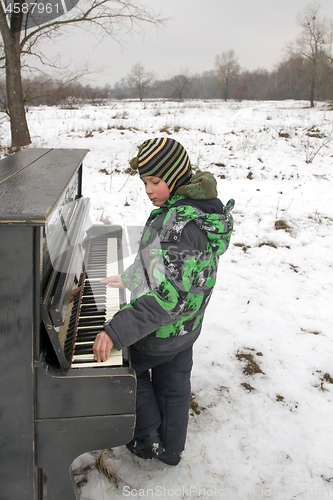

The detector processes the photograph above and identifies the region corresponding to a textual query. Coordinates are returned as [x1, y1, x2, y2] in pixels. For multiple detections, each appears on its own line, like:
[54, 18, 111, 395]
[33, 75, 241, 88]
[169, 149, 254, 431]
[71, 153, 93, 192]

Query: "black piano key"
[73, 345, 93, 354]
[80, 303, 101, 310]
[81, 293, 105, 300]
[81, 291, 105, 298]
[68, 319, 76, 331]
[80, 304, 105, 311]
[78, 316, 106, 327]
[77, 327, 103, 337]
[89, 250, 105, 254]
[79, 308, 106, 317]
[82, 285, 106, 292]
[83, 281, 106, 289]
[81, 297, 105, 305]
[76, 333, 99, 342]
[82, 286, 107, 295]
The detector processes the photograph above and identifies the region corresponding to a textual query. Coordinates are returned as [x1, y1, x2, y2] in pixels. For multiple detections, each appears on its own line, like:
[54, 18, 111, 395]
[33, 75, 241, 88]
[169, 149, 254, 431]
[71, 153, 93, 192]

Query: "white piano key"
[73, 353, 96, 360]
[72, 348, 123, 367]
[71, 236, 122, 369]
[72, 358, 123, 368]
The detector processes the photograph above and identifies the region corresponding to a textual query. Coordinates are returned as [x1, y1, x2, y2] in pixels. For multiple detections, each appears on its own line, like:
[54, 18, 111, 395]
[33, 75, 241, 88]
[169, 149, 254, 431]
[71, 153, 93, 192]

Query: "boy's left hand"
[93, 331, 114, 362]
[100, 275, 125, 288]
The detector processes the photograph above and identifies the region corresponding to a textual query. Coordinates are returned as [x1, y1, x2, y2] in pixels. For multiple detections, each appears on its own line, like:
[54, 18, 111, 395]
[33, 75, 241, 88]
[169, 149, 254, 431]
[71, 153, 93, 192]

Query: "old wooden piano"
[0, 149, 136, 500]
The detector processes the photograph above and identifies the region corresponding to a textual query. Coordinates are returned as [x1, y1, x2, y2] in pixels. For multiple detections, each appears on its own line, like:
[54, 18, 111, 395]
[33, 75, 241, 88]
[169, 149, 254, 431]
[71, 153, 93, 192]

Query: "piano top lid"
[0, 148, 89, 225]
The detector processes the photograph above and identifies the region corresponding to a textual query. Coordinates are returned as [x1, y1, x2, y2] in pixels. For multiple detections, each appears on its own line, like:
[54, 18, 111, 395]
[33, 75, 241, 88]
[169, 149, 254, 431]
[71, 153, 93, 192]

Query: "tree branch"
[19, 0, 167, 52]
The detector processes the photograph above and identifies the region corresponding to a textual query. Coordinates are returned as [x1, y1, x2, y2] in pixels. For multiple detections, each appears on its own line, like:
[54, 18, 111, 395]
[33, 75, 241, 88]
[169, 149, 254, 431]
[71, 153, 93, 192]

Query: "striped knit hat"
[129, 138, 192, 196]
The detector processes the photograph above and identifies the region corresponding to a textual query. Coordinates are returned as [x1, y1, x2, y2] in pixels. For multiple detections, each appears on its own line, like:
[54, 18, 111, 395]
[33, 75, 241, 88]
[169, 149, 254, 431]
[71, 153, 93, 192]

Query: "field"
[1, 99, 332, 499]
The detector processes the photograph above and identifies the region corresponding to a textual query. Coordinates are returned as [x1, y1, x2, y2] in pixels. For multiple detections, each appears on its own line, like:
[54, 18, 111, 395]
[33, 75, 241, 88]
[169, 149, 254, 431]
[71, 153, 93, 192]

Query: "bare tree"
[214, 49, 240, 100]
[289, 2, 332, 107]
[126, 62, 155, 100]
[0, 1, 166, 148]
[273, 55, 308, 100]
[167, 68, 191, 101]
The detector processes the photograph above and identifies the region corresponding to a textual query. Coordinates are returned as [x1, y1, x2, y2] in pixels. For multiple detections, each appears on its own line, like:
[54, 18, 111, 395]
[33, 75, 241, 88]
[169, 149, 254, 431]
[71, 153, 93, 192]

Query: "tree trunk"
[309, 58, 317, 108]
[310, 87, 315, 107]
[0, 1, 32, 149]
[309, 71, 316, 107]
[5, 38, 31, 147]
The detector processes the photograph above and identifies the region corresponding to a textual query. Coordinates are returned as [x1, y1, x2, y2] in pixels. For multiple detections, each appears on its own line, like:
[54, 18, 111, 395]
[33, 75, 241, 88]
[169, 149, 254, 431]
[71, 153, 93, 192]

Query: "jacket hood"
[151, 195, 234, 257]
[175, 171, 217, 199]
[170, 196, 224, 214]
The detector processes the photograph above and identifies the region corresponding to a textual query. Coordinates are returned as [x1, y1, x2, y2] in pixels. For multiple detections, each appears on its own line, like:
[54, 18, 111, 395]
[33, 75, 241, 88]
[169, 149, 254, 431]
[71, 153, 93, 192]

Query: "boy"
[93, 138, 234, 466]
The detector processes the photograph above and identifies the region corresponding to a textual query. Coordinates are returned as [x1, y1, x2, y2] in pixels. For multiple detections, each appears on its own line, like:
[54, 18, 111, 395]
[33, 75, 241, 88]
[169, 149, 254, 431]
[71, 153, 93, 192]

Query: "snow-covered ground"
[2, 99, 332, 499]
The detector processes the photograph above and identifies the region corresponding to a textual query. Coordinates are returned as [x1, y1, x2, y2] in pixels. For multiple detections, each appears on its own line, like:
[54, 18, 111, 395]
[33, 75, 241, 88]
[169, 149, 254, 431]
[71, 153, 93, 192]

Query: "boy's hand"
[93, 331, 114, 362]
[100, 274, 125, 288]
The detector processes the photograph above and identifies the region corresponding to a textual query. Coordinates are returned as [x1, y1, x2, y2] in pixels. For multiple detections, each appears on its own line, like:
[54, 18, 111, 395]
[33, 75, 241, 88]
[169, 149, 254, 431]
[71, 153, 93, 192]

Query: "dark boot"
[156, 451, 181, 466]
[126, 435, 164, 460]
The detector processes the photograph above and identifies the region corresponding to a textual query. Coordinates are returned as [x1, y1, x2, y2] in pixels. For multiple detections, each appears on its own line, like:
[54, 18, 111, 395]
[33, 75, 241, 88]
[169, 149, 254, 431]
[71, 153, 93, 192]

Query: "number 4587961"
[4, 3, 59, 14]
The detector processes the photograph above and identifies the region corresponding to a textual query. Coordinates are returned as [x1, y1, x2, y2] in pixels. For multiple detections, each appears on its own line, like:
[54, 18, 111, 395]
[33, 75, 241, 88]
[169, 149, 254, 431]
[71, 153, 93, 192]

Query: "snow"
[2, 99, 332, 499]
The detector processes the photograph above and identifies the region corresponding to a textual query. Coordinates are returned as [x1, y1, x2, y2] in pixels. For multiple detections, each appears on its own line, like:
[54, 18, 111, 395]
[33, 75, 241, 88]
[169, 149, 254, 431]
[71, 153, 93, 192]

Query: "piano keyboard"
[71, 236, 122, 368]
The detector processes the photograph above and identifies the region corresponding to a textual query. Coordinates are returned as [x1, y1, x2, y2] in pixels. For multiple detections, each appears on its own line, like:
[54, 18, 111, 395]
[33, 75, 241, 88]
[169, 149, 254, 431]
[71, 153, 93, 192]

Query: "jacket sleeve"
[104, 293, 171, 350]
[121, 263, 138, 292]
[103, 221, 206, 350]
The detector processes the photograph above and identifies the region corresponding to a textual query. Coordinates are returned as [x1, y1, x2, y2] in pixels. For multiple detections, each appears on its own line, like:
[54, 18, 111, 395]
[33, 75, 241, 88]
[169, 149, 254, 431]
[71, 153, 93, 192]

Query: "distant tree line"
[113, 3, 333, 107]
[0, 77, 112, 110]
[117, 4, 333, 106]
[1, 47, 332, 110]
[111, 56, 333, 103]
[0, 2, 331, 118]
[8, 47, 330, 108]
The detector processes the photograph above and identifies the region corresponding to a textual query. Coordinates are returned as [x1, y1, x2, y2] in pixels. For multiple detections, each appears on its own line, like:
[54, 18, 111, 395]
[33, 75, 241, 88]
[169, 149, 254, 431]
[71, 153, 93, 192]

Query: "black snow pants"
[130, 345, 193, 455]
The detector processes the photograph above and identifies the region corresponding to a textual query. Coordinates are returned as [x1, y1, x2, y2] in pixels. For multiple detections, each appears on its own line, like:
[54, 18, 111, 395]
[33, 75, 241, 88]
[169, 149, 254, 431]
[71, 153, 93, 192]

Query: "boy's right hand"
[93, 331, 114, 362]
[100, 274, 125, 289]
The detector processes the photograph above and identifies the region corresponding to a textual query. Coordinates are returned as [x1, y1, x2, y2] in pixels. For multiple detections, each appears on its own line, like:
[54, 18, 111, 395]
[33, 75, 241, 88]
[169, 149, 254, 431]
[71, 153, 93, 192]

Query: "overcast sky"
[41, 0, 333, 87]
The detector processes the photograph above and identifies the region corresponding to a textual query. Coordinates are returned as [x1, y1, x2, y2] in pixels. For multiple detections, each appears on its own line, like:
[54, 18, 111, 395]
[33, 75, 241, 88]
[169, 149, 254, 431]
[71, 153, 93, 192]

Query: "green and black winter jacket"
[104, 174, 234, 355]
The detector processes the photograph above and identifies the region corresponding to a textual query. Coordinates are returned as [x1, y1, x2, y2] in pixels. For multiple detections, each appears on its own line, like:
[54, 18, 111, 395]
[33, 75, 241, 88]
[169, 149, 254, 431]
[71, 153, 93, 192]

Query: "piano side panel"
[36, 364, 136, 419]
[0, 226, 37, 500]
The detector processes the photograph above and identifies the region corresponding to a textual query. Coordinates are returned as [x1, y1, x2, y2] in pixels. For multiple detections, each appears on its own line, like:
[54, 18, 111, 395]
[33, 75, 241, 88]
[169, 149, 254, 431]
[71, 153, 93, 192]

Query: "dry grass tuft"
[275, 219, 292, 232]
[241, 382, 255, 392]
[96, 450, 120, 487]
[236, 350, 264, 376]
[190, 392, 206, 415]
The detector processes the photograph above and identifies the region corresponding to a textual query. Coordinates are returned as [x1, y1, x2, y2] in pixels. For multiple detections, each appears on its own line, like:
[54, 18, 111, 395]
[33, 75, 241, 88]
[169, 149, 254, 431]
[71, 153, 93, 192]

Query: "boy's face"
[142, 176, 170, 206]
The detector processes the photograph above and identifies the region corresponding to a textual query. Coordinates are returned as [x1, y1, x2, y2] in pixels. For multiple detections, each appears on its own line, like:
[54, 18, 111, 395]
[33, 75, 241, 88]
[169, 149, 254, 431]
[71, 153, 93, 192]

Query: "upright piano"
[0, 149, 136, 500]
